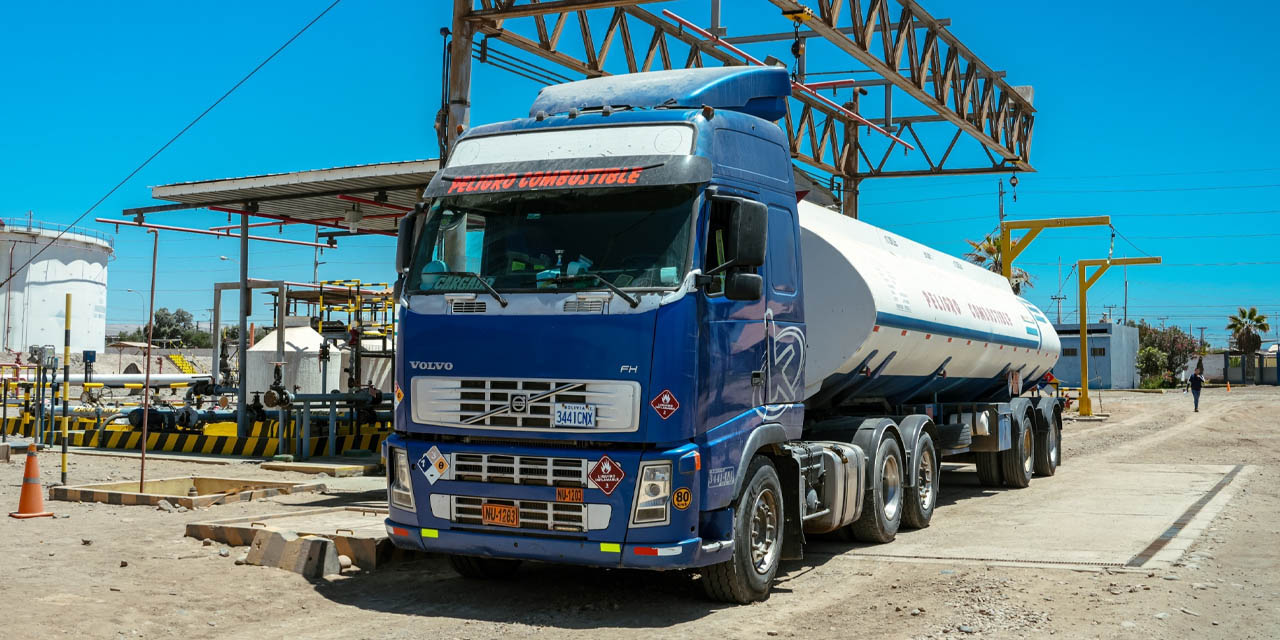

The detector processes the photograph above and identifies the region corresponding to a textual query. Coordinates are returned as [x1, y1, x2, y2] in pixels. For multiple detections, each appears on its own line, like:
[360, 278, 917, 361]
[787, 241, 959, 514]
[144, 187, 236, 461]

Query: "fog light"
[630, 462, 671, 526]
[389, 447, 416, 512]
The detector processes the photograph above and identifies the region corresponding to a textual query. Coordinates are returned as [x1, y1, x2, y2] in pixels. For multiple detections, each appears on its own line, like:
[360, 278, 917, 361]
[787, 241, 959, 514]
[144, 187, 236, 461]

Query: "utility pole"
[1199, 327, 1206, 354]
[1123, 266, 1128, 324]
[997, 178, 1006, 227]
[1103, 304, 1118, 323]
[1051, 294, 1066, 324]
[1158, 316, 1169, 329]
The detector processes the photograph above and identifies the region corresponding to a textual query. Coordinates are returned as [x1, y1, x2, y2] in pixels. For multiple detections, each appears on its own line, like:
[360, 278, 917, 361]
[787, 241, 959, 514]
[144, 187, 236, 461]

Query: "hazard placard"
[417, 446, 448, 484]
[650, 389, 680, 419]
[394, 382, 405, 407]
[588, 454, 625, 496]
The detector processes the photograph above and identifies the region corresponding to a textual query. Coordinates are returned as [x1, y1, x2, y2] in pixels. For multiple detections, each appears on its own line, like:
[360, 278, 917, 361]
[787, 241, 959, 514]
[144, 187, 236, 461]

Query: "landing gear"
[702, 456, 783, 603]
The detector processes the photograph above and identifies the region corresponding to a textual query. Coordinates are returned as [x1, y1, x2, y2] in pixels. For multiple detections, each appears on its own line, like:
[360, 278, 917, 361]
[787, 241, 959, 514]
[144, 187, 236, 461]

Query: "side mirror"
[725, 199, 767, 269]
[724, 272, 763, 301]
[395, 203, 424, 274]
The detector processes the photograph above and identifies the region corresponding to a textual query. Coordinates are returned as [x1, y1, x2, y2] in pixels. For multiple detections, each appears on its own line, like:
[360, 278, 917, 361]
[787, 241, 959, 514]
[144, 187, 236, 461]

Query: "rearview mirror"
[724, 272, 763, 301]
[725, 198, 767, 269]
[395, 203, 424, 274]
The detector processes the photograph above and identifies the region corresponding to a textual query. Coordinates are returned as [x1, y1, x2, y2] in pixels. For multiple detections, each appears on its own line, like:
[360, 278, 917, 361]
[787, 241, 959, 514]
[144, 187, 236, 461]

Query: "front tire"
[848, 437, 904, 543]
[701, 456, 783, 603]
[448, 554, 522, 579]
[902, 432, 939, 529]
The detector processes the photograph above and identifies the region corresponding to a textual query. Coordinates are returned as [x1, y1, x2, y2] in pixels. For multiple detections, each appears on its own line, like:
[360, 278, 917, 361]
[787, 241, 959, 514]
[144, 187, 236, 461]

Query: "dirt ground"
[1, 386, 1277, 639]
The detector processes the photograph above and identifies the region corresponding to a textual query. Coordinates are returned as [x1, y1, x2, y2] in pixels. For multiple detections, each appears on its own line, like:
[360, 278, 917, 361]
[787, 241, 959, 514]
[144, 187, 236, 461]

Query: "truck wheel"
[1000, 412, 1034, 488]
[1033, 415, 1061, 477]
[701, 456, 782, 604]
[975, 452, 1002, 487]
[448, 554, 522, 579]
[902, 432, 939, 529]
[848, 437, 904, 543]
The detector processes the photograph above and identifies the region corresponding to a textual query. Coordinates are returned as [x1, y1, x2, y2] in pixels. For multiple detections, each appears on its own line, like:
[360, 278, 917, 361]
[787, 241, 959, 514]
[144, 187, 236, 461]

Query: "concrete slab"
[261, 457, 381, 477]
[50, 476, 326, 508]
[808, 462, 1248, 570]
[187, 506, 420, 570]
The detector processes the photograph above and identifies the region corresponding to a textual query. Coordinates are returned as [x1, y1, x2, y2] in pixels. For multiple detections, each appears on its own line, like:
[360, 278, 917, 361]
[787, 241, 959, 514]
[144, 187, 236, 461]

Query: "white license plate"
[553, 403, 596, 428]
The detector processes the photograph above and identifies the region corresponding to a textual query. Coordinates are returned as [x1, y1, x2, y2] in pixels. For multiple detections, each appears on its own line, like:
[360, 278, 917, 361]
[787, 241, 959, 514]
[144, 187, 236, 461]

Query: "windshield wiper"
[551, 274, 640, 308]
[429, 272, 508, 307]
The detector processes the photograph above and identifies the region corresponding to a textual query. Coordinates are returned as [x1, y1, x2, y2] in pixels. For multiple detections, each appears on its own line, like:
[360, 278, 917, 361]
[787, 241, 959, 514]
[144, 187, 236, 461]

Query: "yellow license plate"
[481, 503, 520, 528]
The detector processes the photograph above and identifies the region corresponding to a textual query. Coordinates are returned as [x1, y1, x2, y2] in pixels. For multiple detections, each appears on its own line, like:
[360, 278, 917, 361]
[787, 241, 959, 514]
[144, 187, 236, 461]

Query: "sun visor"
[424, 155, 713, 199]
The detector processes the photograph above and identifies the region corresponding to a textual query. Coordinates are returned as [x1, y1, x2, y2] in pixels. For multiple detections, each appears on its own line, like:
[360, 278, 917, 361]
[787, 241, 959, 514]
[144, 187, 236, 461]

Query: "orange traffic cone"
[9, 443, 52, 519]
[1226, 381, 1232, 392]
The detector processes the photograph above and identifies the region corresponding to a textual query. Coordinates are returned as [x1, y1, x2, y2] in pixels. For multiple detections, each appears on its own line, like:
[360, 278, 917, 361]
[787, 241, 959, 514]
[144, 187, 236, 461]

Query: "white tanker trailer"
[799, 200, 1061, 409]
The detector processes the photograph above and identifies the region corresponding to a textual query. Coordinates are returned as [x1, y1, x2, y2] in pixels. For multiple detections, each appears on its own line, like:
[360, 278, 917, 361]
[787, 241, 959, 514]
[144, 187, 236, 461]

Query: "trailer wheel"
[1033, 414, 1061, 477]
[701, 455, 782, 604]
[902, 432, 939, 529]
[448, 554, 522, 579]
[975, 453, 1002, 486]
[848, 437, 904, 543]
[1000, 411, 1034, 488]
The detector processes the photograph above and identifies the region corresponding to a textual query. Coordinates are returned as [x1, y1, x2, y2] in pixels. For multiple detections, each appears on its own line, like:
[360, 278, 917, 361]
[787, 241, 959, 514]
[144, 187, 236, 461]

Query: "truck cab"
[385, 66, 805, 584]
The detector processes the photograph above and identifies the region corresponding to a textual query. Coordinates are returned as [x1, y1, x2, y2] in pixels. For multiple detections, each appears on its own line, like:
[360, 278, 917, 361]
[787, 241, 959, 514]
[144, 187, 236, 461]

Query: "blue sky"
[2, 1, 1276, 347]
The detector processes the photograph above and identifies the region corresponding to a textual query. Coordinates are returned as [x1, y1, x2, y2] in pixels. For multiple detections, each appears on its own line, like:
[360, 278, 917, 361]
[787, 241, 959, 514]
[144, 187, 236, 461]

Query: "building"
[0, 218, 113, 355]
[1052, 322, 1139, 389]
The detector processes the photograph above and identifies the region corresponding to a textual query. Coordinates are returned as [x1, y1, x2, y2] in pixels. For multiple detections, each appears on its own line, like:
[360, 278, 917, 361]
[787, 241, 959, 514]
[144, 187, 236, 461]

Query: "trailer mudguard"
[851, 417, 901, 490]
[895, 414, 937, 488]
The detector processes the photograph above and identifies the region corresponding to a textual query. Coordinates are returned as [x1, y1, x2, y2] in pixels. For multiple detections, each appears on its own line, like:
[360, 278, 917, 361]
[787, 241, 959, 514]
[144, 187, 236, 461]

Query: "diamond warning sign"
[650, 389, 680, 419]
[588, 454, 625, 496]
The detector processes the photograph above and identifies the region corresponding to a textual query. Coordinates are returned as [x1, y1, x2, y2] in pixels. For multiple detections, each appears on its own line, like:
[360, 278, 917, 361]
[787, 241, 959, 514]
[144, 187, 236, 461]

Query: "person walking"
[1188, 367, 1205, 412]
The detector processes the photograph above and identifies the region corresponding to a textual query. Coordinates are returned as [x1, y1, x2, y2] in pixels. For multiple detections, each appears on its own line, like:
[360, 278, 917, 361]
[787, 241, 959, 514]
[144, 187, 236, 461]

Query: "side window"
[702, 199, 733, 295]
[767, 207, 797, 294]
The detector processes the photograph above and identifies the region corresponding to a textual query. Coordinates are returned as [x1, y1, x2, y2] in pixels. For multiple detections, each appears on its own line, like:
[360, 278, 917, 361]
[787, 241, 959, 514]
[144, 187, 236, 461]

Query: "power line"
[0, 0, 342, 290]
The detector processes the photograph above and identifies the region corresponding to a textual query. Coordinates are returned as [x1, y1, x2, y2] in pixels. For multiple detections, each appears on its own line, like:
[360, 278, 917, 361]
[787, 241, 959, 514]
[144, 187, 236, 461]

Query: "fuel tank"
[799, 201, 1060, 408]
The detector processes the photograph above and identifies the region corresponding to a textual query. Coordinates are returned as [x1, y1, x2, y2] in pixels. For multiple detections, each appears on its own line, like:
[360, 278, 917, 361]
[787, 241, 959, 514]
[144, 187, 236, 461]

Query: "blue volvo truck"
[385, 66, 1065, 603]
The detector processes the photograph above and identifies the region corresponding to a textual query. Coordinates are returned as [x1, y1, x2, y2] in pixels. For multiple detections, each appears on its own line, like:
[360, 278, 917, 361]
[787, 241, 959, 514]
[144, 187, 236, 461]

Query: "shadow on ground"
[307, 465, 1002, 627]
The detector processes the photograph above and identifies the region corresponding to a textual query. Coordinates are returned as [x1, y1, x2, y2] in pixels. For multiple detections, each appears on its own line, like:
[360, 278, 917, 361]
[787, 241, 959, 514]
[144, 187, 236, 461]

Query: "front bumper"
[384, 519, 732, 569]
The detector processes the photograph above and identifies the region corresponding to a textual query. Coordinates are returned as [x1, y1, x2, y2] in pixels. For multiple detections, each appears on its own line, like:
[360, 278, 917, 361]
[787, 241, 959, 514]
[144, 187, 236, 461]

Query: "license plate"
[555, 487, 583, 503]
[554, 402, 596, 428]
[481, 503, 520, 528]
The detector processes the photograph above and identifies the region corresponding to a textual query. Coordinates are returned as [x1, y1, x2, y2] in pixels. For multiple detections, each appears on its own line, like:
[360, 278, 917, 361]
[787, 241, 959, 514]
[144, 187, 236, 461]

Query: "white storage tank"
[799, 201, 1060, 406]
[244, 321, 343, 396]
[0, 218, 112, 354]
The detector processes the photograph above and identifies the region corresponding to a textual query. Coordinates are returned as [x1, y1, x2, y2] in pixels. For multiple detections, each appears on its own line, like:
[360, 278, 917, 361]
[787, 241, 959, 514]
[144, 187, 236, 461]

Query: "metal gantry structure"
[445, 0, 1037, 217]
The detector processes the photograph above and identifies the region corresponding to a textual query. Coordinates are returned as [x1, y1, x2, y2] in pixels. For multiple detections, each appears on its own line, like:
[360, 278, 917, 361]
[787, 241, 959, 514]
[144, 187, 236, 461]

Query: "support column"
[446, 0, 474, 151]
[237, 212, 249, 439]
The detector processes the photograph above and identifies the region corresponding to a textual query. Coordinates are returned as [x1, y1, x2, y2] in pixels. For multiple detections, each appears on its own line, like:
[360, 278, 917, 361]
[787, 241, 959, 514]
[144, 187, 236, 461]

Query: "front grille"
[451, 301, 487, 313]
[413, 377, 641, 431]
[453, 453, 588, 487]
[563, 298, 605, 313]
[453, 496, 586, 532]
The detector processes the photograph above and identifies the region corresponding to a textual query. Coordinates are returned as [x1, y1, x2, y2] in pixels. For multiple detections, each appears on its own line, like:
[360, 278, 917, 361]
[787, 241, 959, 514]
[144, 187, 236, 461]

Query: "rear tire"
[701, 456, 783, 604]
[902, 432, 939, 529]
[1033, 412, 1061, 476]
[975, 452, 1002, 487]
[1001, 412, 1034, 488]
[448, 554, 522, 579]
[848, 437, 904, 543]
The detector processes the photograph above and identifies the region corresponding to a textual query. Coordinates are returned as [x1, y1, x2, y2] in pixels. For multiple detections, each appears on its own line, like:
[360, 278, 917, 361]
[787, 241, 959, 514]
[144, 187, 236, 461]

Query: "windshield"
[405, 187, 697, 295]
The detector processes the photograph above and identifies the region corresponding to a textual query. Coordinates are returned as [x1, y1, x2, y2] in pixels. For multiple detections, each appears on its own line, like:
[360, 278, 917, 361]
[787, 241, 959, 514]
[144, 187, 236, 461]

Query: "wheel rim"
[749, 487, 780, 575]
[1050, 424, 1060, 465]
[882, 453, 902, 520]
[1021, 427, 1034, 476]
[917, 446, 935, 510]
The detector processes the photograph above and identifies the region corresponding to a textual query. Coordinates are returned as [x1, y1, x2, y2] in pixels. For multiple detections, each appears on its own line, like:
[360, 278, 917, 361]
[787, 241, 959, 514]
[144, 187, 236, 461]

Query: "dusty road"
[1, 386, 1277, 639]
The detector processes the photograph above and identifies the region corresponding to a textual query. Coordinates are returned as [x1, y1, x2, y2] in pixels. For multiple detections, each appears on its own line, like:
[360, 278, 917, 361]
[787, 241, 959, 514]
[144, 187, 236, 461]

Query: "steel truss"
[451, 0, 1037, 216]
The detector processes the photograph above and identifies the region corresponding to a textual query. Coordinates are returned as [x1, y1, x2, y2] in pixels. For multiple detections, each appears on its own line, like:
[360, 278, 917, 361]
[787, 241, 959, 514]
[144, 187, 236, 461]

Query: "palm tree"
[1227, 306, 1270, 353]
[964, 234, 1033, 295]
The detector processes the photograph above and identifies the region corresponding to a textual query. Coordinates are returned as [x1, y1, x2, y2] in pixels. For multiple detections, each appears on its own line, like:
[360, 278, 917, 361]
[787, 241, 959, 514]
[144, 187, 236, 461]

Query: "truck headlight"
[389, 447, 415, 512]
[630, 462, 672, 526]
